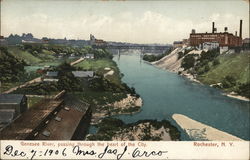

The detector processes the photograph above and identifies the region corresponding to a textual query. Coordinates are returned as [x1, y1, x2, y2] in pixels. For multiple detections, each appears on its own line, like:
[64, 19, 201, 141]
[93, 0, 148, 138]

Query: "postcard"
[0, 0, 249, 159]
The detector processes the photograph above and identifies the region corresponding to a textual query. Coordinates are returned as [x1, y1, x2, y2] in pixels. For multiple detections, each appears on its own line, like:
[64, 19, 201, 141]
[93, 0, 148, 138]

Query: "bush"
[237, 82, 250, 98]
[204, 64, 210, 72]
[0, 47, 25, 82]
[222, 76, 236, 88]
[181, 54, 195, 70]
[177, 52, 184, 59]
[213, 59, 220, 66]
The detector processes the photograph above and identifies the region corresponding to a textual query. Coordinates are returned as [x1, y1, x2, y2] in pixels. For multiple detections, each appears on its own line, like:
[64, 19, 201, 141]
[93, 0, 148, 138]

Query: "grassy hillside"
[75, 59, 122, 86]
[198, 52, 249, 85]
[7, 46, 42, 64]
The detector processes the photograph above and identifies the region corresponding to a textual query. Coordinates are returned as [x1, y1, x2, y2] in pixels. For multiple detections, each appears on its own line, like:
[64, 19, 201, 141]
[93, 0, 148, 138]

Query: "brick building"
[190, 20, 243, 47]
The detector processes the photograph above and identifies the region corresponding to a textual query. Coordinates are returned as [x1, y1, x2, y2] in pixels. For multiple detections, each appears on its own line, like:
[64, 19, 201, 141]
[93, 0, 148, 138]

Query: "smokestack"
[212, 22, 215, 33]
[224, 27, 228, 32]
[235, 31, 237, 36]
[239, 20, 242, 38]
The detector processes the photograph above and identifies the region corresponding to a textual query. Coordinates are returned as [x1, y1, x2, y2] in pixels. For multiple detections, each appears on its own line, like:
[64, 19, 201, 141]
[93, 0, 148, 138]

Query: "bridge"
[93, 44, 171, 54]
[90, 34, 171, 54]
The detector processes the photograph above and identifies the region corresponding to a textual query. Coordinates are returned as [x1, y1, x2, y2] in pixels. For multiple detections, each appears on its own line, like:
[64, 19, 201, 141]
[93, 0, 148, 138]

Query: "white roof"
[72, 71, 94, 78]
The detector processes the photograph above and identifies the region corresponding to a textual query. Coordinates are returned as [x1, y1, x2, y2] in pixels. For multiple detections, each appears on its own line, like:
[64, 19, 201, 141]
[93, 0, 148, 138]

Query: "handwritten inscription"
[3, 144, 168, 160]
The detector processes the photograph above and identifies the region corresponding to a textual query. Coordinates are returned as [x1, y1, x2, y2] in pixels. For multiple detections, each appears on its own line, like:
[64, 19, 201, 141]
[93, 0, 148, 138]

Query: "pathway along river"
[112, 52, 249, 141]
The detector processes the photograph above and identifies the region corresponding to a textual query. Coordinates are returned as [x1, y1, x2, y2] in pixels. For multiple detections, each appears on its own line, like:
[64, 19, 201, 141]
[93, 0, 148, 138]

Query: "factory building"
[190, 20, 243, 48]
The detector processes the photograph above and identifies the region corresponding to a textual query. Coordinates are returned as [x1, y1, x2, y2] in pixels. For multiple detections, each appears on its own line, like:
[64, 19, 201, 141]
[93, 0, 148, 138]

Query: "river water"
[112, 52, 249, 141]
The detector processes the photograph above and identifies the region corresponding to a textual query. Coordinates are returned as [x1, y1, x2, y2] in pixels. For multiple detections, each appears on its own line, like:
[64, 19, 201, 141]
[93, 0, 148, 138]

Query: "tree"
[181, 54, 195, 70]
[222, 76, 236, 88]
[237, 82, 250, 98]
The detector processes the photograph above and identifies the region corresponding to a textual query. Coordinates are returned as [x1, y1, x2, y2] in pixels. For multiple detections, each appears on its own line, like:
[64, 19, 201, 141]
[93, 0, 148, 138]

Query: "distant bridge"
[106, 44, 170, 50]
[93, 44, 172, 54]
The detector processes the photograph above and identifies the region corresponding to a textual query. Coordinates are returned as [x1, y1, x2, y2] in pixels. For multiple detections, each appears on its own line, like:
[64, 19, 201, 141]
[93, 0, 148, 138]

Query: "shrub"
[213, 59, 220, 66]
[237, 82, 250, 98]
[222, 76, 236, 88]
[177, 52, 184, 59]
[181, 54, 195, 70]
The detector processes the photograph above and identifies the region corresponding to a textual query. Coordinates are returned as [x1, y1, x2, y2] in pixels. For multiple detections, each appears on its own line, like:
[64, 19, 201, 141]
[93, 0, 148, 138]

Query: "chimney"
[214, 28, 217, 33]
[224, 27, 228, 32]
[235, 31, 237, 36]
[212, 22, 215, 33]
[239, 20, 242, 38]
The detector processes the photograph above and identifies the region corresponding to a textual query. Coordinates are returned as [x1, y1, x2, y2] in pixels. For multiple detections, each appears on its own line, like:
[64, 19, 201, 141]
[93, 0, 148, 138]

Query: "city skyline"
[1, 0, 249, 44]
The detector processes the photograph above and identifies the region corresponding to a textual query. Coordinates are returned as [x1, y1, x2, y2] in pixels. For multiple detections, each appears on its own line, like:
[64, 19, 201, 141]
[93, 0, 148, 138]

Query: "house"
[0, 94, 27, 129]
[43, 71, 59, 82]
[85, 54, 94, 59]
[72, 71, 94, 78]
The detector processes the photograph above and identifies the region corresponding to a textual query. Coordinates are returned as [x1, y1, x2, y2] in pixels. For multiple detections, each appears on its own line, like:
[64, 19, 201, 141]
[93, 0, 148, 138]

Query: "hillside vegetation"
[197, 52, 250, 98]
[0, 47, 26, 82]
[198, 52, 249, 84]
[152, 46, 249, 98]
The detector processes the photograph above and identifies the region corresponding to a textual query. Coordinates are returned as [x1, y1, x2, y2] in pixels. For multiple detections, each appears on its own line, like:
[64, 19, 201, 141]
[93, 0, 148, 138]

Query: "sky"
[1, 0, 249, 44]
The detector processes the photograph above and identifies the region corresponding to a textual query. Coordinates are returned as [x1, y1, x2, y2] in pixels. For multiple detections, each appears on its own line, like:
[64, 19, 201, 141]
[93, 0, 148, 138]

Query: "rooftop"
[0, 99, 63, 140]
[190, 32, 238, 37]
[0, 110, 15, 124]
[72, 71, 94, 78]
[173, 41, 183, 44]
[46, 71, 58, 77]
[86, 54, 94, 57]
[35, 107, 85, 140]
[0, 94, 25, 104]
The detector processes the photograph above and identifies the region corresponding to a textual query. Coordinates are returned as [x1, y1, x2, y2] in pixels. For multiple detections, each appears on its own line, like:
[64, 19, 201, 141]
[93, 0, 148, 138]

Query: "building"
[43, 71, 59, 82]
[72, 71, 94, 78]
[0, 92, 92, 140]
[85, 54, 94, 59]
[182, 39, 189, 46]
[90, 34, 107, 48]
[201, 42, 219, 51]
[0, 94, 27, 117]
[242, 38, 250, 50]
[190, 20, 243, 48]
[0, 36, 7, 45]
[0, 94, 27, 129]
[173, 41, 183, 48]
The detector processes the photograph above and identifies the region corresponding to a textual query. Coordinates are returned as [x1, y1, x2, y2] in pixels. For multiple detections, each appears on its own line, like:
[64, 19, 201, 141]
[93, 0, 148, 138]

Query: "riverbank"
[74, 58, 144, 125]
[150, 49, 250, 102]
[179, 72, 250, 101]
[112, 53, 249, 140]
[87, 118, 180, 141]
[173, 114, 243, 141]
[91, 94, 143, 125]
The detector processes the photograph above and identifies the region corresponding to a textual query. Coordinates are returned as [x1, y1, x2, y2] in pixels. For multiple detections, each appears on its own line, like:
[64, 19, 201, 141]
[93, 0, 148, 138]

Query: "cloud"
[2, 11, 249, 44]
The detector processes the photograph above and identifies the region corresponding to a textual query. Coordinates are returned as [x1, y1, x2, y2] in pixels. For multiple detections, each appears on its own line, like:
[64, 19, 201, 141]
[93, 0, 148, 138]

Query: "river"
[112, 52, 249, 141]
